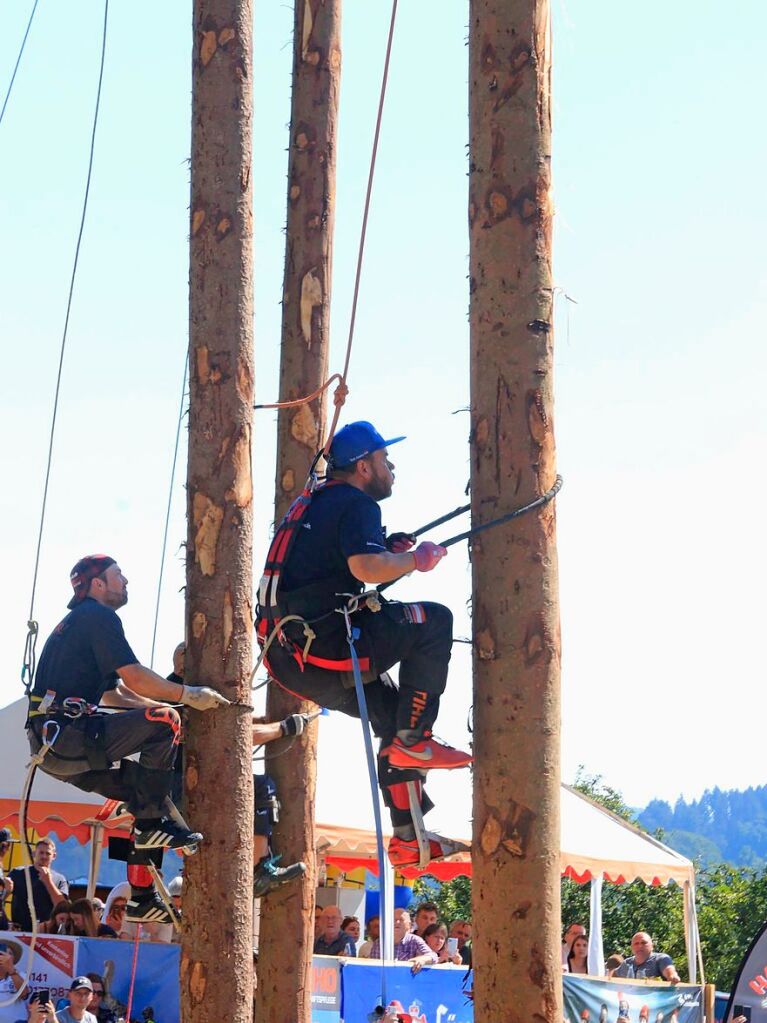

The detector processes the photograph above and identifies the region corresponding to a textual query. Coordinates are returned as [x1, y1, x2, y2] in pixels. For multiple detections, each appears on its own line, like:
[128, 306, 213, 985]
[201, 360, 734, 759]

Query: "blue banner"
[311, 956, 342, 1023]
[77, 937, 180, 1023]
[563, 974, 704, 1023]
[339, 960, 473, 1023]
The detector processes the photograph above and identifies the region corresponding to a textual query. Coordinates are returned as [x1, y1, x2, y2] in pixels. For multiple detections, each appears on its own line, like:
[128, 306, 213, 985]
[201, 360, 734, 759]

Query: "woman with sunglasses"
[84, 974, 117, 1023]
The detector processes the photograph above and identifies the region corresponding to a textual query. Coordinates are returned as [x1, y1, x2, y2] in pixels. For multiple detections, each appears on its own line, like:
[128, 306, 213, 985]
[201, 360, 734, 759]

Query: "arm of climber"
[113, 663, 229, 710]
[347, 550, 418, 584]
[101, 679, 165, 710]
[252, 720, 283, 745]
[348, 541, 447, 584]
[112, 663, 184, 704]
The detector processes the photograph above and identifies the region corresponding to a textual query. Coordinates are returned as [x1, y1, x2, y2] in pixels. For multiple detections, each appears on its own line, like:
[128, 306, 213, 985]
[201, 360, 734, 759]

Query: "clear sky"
[0, 1, 765, 840]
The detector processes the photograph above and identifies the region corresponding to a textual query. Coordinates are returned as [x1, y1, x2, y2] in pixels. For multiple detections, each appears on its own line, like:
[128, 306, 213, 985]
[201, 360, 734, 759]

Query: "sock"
[134, 818, 162, 831]
[396, 729, 423, 747]
[128, 864, 154, 889]
[393, 824, 415, 841]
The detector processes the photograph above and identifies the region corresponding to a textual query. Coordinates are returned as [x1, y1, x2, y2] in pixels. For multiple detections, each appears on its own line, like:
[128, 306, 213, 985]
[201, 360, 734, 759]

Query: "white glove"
[180, 685, 230, 711]
[279, 713, 308, 737]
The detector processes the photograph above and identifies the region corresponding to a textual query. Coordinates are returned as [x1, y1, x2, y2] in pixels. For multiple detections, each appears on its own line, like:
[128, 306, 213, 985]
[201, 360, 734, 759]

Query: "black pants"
[265, 599, 453, 827]
[27, 706, 181, 820]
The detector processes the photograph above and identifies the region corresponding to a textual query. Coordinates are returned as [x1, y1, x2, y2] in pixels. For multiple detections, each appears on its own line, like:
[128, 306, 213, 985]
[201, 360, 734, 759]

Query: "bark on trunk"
[182, 3, 254, 1022]
[468, 0, 562, 1018]
[255, 3, 341, 1021]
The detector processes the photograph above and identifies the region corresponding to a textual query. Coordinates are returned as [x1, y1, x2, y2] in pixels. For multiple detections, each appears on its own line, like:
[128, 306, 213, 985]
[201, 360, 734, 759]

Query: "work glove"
[180, 685, 230, 711]
[386, 531, 416, 553]
[412, 541, 447, 573]
[280, 713, 309, 736]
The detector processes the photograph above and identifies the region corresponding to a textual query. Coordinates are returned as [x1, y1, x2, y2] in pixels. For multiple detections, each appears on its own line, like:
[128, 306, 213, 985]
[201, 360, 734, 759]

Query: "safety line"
[254, 0, 400, 459]
[345, 620, 388, 1009]
[22, 0, 110, 689]
[150, 353, 189, 669]
[321, 0, 399, 457]
[0, 0, 41, 129]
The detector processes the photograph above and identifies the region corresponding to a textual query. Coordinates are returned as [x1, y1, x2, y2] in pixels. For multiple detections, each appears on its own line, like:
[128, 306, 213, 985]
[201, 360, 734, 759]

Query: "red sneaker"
[384, 735, 473, 771]
[387, 834, 469, 868]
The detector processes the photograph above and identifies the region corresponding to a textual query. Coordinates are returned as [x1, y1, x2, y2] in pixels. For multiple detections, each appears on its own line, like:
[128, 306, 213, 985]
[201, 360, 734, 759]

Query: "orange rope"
[255, 0, 400, 460]
[125, 922, 142, 1021]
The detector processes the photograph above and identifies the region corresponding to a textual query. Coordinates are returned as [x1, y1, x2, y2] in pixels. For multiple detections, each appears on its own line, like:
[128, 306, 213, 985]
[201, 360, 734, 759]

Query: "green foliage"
[640, 786, 767, 868]
[410, 774, 767, 992]
[573, 765, 639, 824]
[410, 875, 472, 923]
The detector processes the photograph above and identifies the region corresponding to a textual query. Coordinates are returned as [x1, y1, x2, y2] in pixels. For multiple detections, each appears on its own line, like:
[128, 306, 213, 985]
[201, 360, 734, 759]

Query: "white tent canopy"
[0, 698, 701, 977]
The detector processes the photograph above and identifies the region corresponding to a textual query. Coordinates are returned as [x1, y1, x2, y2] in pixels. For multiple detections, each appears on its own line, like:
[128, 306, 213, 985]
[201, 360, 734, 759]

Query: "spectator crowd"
[562, 920, 681, 983]
[313, 900, 473, 972]
[0, 835, 181, 946]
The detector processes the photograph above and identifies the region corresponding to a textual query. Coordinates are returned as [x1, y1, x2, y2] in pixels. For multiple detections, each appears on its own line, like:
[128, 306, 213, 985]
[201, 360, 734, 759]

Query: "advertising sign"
[564, 974, 704, 1023]
[311, 955, 342, 1023]
[340, 960, 473, 1023]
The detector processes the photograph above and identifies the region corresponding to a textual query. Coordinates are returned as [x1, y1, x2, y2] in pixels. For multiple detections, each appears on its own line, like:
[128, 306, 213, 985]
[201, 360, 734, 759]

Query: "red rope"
[255, 0, 400, 458]
[125, 922, 142, 1021]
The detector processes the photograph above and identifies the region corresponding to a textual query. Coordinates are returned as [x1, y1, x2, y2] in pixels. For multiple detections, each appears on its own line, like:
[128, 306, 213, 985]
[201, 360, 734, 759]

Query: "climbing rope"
[342, 611, 389, 1008]
[255, 0, 400, 460]
[0, 723, 58, 1011]
[22, 0, 110, 692]
[378, 475, 564, 594]
[0, 0, 41, 129]
[150, 353, 189, 669]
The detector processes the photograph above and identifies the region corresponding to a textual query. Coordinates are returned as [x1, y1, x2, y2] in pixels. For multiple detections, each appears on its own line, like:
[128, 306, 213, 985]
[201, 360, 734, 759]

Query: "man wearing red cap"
[257, 422, 471, 868]
[26, 555, 228, 921]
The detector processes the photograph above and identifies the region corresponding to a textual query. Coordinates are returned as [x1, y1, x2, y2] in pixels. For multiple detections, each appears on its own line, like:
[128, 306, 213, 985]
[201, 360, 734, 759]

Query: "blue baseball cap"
[327, 421, 405, 470]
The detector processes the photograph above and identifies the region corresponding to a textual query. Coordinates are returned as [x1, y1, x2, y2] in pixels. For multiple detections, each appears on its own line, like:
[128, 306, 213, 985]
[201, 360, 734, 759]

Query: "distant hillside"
[639, 785, 767, 868]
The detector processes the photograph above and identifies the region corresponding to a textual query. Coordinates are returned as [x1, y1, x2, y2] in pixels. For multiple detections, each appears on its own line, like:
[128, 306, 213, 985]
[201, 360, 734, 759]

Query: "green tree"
[410, 875, 472, 923]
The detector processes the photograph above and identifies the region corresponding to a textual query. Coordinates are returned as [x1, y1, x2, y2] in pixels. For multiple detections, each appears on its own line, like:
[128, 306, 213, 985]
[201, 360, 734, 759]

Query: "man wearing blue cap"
[257, 421, 471, 867]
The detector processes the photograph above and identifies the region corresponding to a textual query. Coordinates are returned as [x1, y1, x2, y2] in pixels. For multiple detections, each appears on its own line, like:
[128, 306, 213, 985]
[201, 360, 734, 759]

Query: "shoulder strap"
[257, 479, 345, 619]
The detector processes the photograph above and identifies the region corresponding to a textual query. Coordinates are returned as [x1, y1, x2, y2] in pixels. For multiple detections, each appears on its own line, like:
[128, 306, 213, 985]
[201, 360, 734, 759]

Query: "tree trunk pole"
[183, 3, 254, 1022]
[468, 0, 562, 1019]
[255, 3, 341, 1021]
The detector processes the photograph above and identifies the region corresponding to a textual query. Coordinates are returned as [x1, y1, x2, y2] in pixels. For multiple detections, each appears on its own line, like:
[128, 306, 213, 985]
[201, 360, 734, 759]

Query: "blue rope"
[346, 622, 388, 1011]
[0, 0, 41, 129]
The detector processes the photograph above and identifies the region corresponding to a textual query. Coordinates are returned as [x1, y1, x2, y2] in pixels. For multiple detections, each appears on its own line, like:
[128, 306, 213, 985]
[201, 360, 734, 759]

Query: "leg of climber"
[252, 774, 306, 898]
[363, 601, 473, 770]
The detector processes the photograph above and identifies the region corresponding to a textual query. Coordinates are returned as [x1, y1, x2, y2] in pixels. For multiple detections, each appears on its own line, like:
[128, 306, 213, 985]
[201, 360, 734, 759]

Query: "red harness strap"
[256, 616, 371, 675]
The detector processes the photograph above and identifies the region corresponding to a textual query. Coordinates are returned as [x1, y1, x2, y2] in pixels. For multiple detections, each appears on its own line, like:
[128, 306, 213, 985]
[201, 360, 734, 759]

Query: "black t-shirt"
[33, 599, 138, 705]
[280, 482, 386, 595]
[9, 865, 69, 931]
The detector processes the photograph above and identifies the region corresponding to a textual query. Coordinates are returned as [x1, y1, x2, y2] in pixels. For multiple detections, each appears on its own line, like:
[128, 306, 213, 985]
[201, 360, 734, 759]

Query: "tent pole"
[86, 823, 103, 902]
[587, 876, 604, 976]
[683, 878, 697, 983]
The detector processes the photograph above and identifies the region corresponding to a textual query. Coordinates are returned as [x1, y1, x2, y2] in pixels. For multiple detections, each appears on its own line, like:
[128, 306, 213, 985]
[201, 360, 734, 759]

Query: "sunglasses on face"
[92, 990, 104, 996]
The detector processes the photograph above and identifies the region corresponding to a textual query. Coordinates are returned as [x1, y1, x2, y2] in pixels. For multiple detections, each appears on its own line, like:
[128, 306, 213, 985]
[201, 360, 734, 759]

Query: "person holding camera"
[14, 990, 59, 1023]
[0, 942, 27, 1002]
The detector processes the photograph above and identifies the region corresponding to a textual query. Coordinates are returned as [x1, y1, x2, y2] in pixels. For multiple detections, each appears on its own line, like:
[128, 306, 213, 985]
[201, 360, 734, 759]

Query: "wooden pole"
[255, 3, 341, 1021]
[468, 0, 562, 1018]
[182, 3, 254, 1022]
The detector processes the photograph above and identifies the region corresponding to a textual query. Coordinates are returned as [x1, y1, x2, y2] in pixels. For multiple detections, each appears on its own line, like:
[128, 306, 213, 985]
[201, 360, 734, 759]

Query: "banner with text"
[311, 956, 342, 1023]
[563, 974, 704, 1023]
[0, 933, 179, 1023]
[339, 960, 473, 1023]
